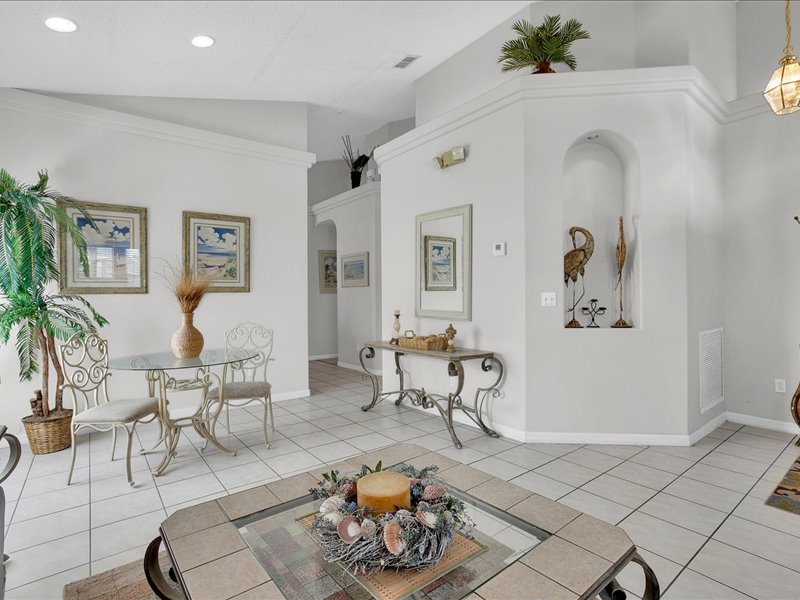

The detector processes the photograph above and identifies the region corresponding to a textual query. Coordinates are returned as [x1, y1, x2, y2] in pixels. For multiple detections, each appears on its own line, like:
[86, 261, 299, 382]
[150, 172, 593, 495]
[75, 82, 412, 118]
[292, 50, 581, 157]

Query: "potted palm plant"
[0, 169, 108, 454]
[498, 15, 590, 74]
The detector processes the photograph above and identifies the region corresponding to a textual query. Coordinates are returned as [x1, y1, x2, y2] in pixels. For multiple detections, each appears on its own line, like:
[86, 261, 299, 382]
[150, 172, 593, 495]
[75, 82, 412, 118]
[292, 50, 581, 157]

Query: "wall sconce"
[434, 146, 467, 169]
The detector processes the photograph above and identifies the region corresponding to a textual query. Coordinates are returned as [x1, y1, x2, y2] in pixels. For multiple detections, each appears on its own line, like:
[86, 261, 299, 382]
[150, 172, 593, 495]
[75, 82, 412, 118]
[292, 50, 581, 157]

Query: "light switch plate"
[541, 292, 557, 307]
[775, 379, 787, 393]
[493, 242, 507, 256]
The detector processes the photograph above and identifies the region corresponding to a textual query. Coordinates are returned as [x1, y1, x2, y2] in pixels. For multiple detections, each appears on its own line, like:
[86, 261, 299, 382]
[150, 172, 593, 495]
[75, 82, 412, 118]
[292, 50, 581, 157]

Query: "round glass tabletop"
[108, 348, 257, 371]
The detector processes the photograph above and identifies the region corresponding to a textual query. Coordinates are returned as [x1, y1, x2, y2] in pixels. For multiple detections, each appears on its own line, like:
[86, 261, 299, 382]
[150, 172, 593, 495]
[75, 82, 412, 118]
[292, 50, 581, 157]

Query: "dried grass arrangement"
[309, 463, 473, 574]
[162, 262, 211, 314]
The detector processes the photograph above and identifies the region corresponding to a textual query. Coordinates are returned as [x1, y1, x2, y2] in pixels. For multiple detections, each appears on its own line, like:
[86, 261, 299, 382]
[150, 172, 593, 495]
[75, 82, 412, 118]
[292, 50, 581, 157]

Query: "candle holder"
[390, 310, 401, 344]
[581, 299, 606, 328]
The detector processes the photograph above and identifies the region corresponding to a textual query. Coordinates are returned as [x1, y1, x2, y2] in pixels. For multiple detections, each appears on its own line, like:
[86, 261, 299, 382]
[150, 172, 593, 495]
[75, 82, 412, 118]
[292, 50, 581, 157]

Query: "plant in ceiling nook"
[0, 169, 107, 453]
[341, 135, 375, 189]
[498, 15, 590, 74]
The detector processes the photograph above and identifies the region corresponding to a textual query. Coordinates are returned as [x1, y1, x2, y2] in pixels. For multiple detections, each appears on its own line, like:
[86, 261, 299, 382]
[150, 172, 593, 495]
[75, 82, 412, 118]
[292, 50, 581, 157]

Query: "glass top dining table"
[107, 348, 257, 476]
[108, 348, 257, 371]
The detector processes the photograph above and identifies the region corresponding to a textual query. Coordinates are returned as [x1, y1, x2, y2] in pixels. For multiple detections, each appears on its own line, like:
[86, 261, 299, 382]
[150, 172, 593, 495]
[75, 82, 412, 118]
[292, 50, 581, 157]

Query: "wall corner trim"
[375, 65, 738, 166]
[726, 411, 800, 435]
[310, 182, 381, 223]
[0, 88, 317, 168]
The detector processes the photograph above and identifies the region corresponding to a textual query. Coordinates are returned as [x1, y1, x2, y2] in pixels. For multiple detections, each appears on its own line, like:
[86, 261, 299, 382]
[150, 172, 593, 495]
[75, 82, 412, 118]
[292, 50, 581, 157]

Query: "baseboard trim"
[338, 361, 382, 376]
[688, 411, 729, 445]
[726, 412, 800, 435]
[272, 389, 311, 403]
[309, 354, 338, 361]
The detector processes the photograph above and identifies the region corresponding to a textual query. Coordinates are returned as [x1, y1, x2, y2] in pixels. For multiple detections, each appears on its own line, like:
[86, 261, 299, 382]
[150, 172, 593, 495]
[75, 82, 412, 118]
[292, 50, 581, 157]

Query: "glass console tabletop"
[236, 486, 549, 600]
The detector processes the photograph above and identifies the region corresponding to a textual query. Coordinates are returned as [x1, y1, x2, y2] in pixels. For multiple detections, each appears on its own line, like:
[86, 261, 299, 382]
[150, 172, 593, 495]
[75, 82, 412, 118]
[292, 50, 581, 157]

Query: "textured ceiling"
[0, 1, 528, 159]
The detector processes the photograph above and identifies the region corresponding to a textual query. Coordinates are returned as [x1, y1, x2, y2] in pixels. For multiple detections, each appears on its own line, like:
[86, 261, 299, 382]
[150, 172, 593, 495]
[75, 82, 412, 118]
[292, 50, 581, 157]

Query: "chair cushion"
[208, 381, 271, 400]
[73, 398, 158, 424]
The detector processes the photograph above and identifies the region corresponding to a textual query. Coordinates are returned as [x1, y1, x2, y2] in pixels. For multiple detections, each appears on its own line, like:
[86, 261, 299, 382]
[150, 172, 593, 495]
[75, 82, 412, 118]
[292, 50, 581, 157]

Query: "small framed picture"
[424, 235, 456, 291]
[318, 250, 337, 293]
[341, 252, 369, 287]
[183, 211, 250, 293]
[59, 201, 148, 294]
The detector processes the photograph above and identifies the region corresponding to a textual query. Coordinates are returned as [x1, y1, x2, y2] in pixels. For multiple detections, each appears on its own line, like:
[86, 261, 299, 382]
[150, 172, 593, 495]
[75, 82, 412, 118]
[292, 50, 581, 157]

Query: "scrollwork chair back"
[225, 322, 273, 383]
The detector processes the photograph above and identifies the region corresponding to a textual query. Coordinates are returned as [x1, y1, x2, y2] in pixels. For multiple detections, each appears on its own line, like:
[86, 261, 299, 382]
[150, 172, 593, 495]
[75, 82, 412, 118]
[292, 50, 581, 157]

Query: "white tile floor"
[2, 360, 799, 599]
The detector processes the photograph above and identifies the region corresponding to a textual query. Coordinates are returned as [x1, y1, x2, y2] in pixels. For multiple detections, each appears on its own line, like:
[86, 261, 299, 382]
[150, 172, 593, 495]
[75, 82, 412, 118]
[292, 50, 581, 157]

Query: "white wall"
[312, 184, 382, 371]
[43, 93, 308, 152]
[307, 220, 337, 359]
[308, 160, 351, 206]
[723, 96, 800, 428]
[737, 1, 800, 99]
[415, 1, 739, 123]
[381, 67, 728, 443]
[0, 89, 314, 437]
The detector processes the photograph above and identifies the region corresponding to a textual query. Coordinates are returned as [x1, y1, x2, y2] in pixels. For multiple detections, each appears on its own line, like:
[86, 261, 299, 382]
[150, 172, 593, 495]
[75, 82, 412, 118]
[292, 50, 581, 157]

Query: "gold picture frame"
[318, 250, 337, 293]
[58, 200, 148, 294]
[183, 211, 250, 293]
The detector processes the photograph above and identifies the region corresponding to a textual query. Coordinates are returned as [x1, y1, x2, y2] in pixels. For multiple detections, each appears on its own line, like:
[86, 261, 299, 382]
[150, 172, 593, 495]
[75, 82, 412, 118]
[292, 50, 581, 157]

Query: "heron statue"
[612, 216, 631, 328]
[563, 226, 594, 328]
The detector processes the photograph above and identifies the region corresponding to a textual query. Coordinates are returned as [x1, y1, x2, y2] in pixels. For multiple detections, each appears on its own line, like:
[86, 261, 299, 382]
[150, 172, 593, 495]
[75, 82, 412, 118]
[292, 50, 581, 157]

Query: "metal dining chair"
[60, 333, 159, 486]
[207, 322, 275, 447]
[0, 424, 21, 599]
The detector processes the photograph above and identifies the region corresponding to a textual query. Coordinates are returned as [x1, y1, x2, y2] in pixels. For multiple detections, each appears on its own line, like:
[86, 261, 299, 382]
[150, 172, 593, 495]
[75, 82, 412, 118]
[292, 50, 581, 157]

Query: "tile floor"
[2, 360, 800, 599]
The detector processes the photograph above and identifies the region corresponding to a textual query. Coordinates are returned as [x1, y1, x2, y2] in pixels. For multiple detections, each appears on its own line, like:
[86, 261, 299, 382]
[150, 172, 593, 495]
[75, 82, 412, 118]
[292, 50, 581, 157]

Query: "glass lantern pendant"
[764, 0, 800, 115]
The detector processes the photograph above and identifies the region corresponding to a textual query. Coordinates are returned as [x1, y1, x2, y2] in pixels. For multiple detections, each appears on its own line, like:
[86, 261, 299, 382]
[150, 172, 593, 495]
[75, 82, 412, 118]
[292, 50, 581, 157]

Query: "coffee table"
[146, 444, 660, 600]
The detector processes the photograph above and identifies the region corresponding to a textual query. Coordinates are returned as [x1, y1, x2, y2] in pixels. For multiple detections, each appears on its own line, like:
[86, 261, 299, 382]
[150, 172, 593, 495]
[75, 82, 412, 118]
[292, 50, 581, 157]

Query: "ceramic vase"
[170, 312, 204, 358]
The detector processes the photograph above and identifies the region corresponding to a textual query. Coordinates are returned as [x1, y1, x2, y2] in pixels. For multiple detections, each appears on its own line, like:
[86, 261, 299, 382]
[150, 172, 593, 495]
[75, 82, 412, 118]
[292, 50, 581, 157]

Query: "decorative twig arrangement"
[341, 135, 375, 174]
[309, 463, 473, 573]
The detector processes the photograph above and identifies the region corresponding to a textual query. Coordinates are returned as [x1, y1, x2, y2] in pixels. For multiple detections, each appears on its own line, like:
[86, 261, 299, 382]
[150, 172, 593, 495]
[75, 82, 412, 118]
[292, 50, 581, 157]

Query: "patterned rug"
[766, 454, 800, 515]
[62, 551, 185, 600]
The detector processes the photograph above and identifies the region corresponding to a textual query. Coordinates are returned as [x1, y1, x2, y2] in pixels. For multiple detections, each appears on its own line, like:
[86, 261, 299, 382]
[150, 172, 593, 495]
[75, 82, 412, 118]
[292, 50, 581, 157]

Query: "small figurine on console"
[445, 324, 457, 352]
[390, 310, 401, 344]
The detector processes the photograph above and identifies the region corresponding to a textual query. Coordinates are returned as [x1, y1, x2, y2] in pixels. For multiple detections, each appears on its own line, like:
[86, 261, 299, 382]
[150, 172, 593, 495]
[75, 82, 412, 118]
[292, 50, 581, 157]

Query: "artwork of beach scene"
[341, 252, 369, 287]
[195, 224, 240, 281]
[425, 236, 456, 291]
[77, 215, 138, 282]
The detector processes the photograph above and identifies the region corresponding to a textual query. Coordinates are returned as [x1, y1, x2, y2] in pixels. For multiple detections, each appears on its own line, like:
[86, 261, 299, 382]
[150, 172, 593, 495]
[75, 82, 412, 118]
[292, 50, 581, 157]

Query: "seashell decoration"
[337, 516, 362, 544]
[443, 510, 454, 524]
[338, 482, 357, 499]
[416, 510, 440, 529]
[323, 511, 344, 526]
[360, 518, 377, 540]
[320, 495, 344, 515]
[395, 509, 413, 519]
[383, 520, 405, 556]
[421, 484, 447, 502]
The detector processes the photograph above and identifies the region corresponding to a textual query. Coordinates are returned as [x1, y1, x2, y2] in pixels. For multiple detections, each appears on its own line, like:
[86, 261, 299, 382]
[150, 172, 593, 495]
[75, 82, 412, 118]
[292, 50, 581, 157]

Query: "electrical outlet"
[775, 379, 787, 393]
[541, 292, 557, 307]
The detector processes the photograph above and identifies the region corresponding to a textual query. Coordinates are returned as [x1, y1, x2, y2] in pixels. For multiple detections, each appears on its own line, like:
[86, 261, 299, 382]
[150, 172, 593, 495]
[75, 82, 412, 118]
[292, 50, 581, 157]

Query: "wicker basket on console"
[397, 334, 448, 351]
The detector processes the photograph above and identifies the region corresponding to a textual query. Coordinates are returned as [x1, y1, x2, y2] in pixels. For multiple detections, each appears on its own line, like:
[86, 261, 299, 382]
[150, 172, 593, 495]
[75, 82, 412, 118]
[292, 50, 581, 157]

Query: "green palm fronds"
[0, 169, 107, 413]
[498, 15, 590, 74]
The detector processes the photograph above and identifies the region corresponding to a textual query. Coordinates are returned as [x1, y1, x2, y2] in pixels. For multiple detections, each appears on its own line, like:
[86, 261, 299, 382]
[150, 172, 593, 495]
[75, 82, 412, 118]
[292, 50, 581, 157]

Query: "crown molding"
[310, 181, 380, 221]
[726, 92, 773, 123]
[0, 88, 316, 169]
[375, 66, 738, 165]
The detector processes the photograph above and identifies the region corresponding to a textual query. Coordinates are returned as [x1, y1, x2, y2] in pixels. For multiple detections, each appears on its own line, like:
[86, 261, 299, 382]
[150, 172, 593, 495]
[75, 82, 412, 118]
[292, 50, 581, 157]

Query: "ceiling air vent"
[699, 328, 724, 413]
[394, 55, 420, 69]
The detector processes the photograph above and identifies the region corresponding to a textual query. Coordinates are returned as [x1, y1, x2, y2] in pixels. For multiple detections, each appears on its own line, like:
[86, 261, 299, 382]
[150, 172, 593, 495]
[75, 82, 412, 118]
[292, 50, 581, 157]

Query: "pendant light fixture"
[764, 0, 800, 115]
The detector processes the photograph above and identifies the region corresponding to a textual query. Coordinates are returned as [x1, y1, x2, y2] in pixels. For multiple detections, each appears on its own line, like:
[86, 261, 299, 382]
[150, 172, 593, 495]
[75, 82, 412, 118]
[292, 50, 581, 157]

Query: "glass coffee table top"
[236, 486, 549, 600]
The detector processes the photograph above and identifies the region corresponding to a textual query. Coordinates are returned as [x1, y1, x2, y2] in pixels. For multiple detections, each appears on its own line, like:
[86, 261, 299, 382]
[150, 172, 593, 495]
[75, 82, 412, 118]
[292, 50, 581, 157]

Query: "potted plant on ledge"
[498, 15, 590, 74]
[0, 169, 108, 454]
[342, 135, 375, 189]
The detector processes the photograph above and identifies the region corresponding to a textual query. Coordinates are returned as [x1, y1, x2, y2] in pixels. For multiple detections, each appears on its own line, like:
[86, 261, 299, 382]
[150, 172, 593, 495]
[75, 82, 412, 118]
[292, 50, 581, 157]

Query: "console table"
[358, 341, 504, 448]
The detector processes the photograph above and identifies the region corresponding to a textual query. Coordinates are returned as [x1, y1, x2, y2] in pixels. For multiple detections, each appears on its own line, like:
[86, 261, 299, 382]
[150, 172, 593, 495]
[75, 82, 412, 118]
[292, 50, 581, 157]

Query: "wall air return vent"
[393, 55, 420, 69]
[699, 327, 724, 413]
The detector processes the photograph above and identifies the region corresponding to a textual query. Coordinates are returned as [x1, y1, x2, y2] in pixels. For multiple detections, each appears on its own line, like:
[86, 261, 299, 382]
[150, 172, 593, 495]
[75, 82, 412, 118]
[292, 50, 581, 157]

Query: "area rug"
[62, 551, 185, 600]
[766, 454, 800, 515]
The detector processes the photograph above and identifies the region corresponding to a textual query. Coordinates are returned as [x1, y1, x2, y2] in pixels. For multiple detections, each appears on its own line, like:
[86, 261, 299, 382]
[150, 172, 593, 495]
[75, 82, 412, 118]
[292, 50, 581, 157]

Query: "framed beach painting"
[424, 236, 456, 291]
[59, 201, 147, 294]
[318, 250, 337, 293]
[341, 252, 369, 287]
[183, 211, 250, 293]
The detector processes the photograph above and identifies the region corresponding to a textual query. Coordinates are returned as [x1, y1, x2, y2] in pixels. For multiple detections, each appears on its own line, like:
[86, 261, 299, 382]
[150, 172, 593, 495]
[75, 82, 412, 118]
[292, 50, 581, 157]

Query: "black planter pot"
[350, 170, 362, 189]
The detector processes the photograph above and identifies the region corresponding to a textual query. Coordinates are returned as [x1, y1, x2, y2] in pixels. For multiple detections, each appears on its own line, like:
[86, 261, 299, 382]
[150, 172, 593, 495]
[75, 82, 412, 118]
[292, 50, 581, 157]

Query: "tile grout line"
[659, 433, 799, 597]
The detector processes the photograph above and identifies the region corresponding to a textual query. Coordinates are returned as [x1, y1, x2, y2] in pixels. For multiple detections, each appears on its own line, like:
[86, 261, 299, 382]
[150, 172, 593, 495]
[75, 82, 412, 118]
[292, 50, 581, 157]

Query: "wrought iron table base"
[358, 345, 503, 449]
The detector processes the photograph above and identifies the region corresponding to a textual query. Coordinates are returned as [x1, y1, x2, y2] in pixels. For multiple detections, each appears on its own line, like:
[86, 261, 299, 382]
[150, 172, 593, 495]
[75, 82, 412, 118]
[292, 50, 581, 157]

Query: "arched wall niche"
[562, 129, 641, 328]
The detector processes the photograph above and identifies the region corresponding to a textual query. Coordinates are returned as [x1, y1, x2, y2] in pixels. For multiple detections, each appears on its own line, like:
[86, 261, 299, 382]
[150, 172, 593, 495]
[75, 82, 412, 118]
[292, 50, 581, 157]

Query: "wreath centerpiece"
[309, 462, 474, 573]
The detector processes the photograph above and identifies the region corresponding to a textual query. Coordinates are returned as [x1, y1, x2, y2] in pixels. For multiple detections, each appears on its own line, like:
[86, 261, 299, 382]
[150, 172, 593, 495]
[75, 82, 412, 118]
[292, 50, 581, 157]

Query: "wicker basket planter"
[22, 409, 73, 455]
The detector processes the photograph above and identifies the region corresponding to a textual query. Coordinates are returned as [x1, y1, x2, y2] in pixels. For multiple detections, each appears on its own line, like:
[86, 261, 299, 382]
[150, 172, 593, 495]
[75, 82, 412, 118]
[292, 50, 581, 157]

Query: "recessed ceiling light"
[45, 17, 77, 33]
[191, 35, 215, 48]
